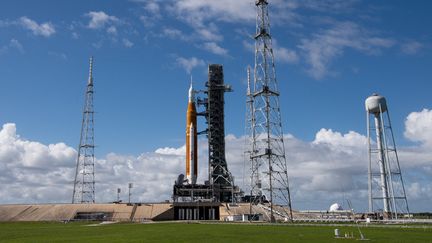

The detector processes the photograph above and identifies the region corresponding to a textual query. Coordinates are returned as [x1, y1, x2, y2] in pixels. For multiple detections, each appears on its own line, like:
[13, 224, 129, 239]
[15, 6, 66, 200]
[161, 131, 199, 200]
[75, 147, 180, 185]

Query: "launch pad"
[173, 64, 241, 205]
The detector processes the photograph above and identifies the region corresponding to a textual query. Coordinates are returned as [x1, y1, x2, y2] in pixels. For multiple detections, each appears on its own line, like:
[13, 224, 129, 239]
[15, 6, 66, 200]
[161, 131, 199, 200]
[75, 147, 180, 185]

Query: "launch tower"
[72, 57, 96, 204]
[246, 0, 293, 222]
[366, 93, 409, 219]
[173, 65, 239, 205]
[204, 64, 236, 202]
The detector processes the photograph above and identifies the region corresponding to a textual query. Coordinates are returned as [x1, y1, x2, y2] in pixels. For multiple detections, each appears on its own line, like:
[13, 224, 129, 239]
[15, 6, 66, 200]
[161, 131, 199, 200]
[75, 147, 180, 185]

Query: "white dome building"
[329, 203, 343, 212]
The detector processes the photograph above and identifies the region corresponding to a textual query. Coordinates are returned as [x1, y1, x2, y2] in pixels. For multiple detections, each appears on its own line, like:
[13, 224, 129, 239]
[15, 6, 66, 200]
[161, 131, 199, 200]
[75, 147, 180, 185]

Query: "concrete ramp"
[0, 203, 174, 222]
[133, 203, 173, 221]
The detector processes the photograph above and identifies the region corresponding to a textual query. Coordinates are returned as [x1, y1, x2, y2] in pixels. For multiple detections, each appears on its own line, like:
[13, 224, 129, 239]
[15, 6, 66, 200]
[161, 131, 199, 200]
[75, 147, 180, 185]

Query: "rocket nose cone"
[188, 83, 194, 102]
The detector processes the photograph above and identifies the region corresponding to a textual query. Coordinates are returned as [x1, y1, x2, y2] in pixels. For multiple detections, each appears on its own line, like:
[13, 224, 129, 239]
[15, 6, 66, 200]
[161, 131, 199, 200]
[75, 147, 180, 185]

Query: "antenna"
[72, 57, 96, 204]
[247, 0, 293, 222]
[88, 56, 93, 85]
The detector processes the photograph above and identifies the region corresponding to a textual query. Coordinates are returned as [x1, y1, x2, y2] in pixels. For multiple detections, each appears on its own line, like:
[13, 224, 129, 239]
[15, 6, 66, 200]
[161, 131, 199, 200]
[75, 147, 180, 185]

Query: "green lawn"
[0, 222, 431, 243]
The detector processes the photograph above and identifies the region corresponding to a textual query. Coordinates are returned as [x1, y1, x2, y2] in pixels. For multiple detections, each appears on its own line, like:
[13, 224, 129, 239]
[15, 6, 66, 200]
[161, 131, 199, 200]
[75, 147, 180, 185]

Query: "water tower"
[365, 93, 409, 219]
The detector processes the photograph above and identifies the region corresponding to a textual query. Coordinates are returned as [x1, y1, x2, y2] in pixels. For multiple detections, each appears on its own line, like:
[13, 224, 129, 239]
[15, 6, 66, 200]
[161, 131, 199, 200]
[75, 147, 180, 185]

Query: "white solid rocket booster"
[186, 82, 198, 184]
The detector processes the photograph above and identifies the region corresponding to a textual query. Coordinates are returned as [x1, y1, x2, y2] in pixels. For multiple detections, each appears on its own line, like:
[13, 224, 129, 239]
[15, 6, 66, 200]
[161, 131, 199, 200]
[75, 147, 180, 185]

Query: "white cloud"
[0, 39, 24, 55]
[299, 0, 360, 12]
[19, 16, 55, 37]
[243, 39, 298, 64]
[0, 123, 76, 168]
[404, 109, 432, 147]
[176, 56, 205, 74]
[9, 39, 24, 53]
[298, 21, 395, 79]
[158, 27, 190, 42]
[242, 40, 254, 52]
[201, 42, 229, 56]
[274, 46, 299, 63]
[195, 23, 223, 42]
[313, 128, 367, 148]
[85, 11, 119, 29]
[272, 39, 299, 64]
[1, 113, 431, 211]
[106, 26, 117, 35]
[144, 1, 161, 14]
[0, 20, 12, 27]
[401, 41, 423, 55]
[71, 32, 79, 39]
[122, 38, 134, 48]
[166, 0, 314, 28]
[155, 146, 185, 156]
[137, 0, 162, 28]
[171, 0, 255, 26]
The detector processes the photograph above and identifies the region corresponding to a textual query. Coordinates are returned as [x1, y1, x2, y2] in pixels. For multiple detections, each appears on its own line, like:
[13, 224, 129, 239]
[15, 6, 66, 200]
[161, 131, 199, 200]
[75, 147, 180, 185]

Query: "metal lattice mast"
[366, 94, 409, 219]
[249, 0, 293, 222]
[72, 57, 95, 204]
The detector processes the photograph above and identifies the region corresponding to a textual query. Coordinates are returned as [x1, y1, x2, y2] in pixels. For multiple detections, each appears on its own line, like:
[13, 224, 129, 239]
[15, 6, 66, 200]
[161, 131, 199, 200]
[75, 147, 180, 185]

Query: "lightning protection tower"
[247, 0, 292, 222]
[72, 57, 96, 204]
[366, 93, 409, 219]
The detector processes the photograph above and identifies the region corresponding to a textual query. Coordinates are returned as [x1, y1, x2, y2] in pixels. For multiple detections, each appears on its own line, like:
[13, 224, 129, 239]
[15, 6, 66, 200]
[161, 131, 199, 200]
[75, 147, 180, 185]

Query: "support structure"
[72, 57, 96, 204]
[173, 65, 240, 204]
[366, 93, 409, 219]
[206, 65, 236, 202]
[247, 0, 293, 222]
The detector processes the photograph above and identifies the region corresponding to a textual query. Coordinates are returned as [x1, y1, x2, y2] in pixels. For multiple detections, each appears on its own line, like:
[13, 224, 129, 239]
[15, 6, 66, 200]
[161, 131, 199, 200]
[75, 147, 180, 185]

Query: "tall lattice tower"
[72, 57, 96, 204]
[247, 0, 292, 222]
[366, 93, 409, 219]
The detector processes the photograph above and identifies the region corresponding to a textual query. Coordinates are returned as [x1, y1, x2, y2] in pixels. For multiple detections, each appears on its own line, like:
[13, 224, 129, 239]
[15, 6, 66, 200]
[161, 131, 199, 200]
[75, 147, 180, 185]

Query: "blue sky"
[0, 0, 431, 212]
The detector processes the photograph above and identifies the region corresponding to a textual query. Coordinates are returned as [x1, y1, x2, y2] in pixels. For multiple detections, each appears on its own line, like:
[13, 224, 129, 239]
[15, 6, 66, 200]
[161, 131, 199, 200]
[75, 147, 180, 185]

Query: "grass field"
[0, 222, 431, 243]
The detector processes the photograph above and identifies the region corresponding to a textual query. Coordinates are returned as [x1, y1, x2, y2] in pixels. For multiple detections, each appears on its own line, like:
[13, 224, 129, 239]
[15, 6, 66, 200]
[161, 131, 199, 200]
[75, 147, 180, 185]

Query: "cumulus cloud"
[0, 123, 185, 204]
[1, 112, 431, 211]
[404, 109, 432, 147]
[0, 123, 76, 203]
[85, 11, 119, 29]
[313, 128, 367, 148]
[176, 56, 205, 74]
[19, 16, 55, 37]
[0, 123, 75, 168]
[298, 21, 395, 79]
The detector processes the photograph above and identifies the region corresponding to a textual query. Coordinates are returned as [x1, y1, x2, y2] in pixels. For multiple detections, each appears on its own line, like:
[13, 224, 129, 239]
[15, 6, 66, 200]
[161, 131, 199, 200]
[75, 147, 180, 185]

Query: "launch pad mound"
[0, 202, 291, 222]
[0, 203, 173, 222]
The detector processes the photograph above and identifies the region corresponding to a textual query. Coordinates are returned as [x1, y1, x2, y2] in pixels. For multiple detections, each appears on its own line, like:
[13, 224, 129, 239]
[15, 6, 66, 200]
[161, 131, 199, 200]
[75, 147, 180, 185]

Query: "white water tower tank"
[365, 93, 387, 114]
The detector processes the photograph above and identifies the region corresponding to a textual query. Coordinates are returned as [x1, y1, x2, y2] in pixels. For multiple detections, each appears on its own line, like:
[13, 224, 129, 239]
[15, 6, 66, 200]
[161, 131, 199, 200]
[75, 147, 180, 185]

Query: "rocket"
[186, 81, 198, 184]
